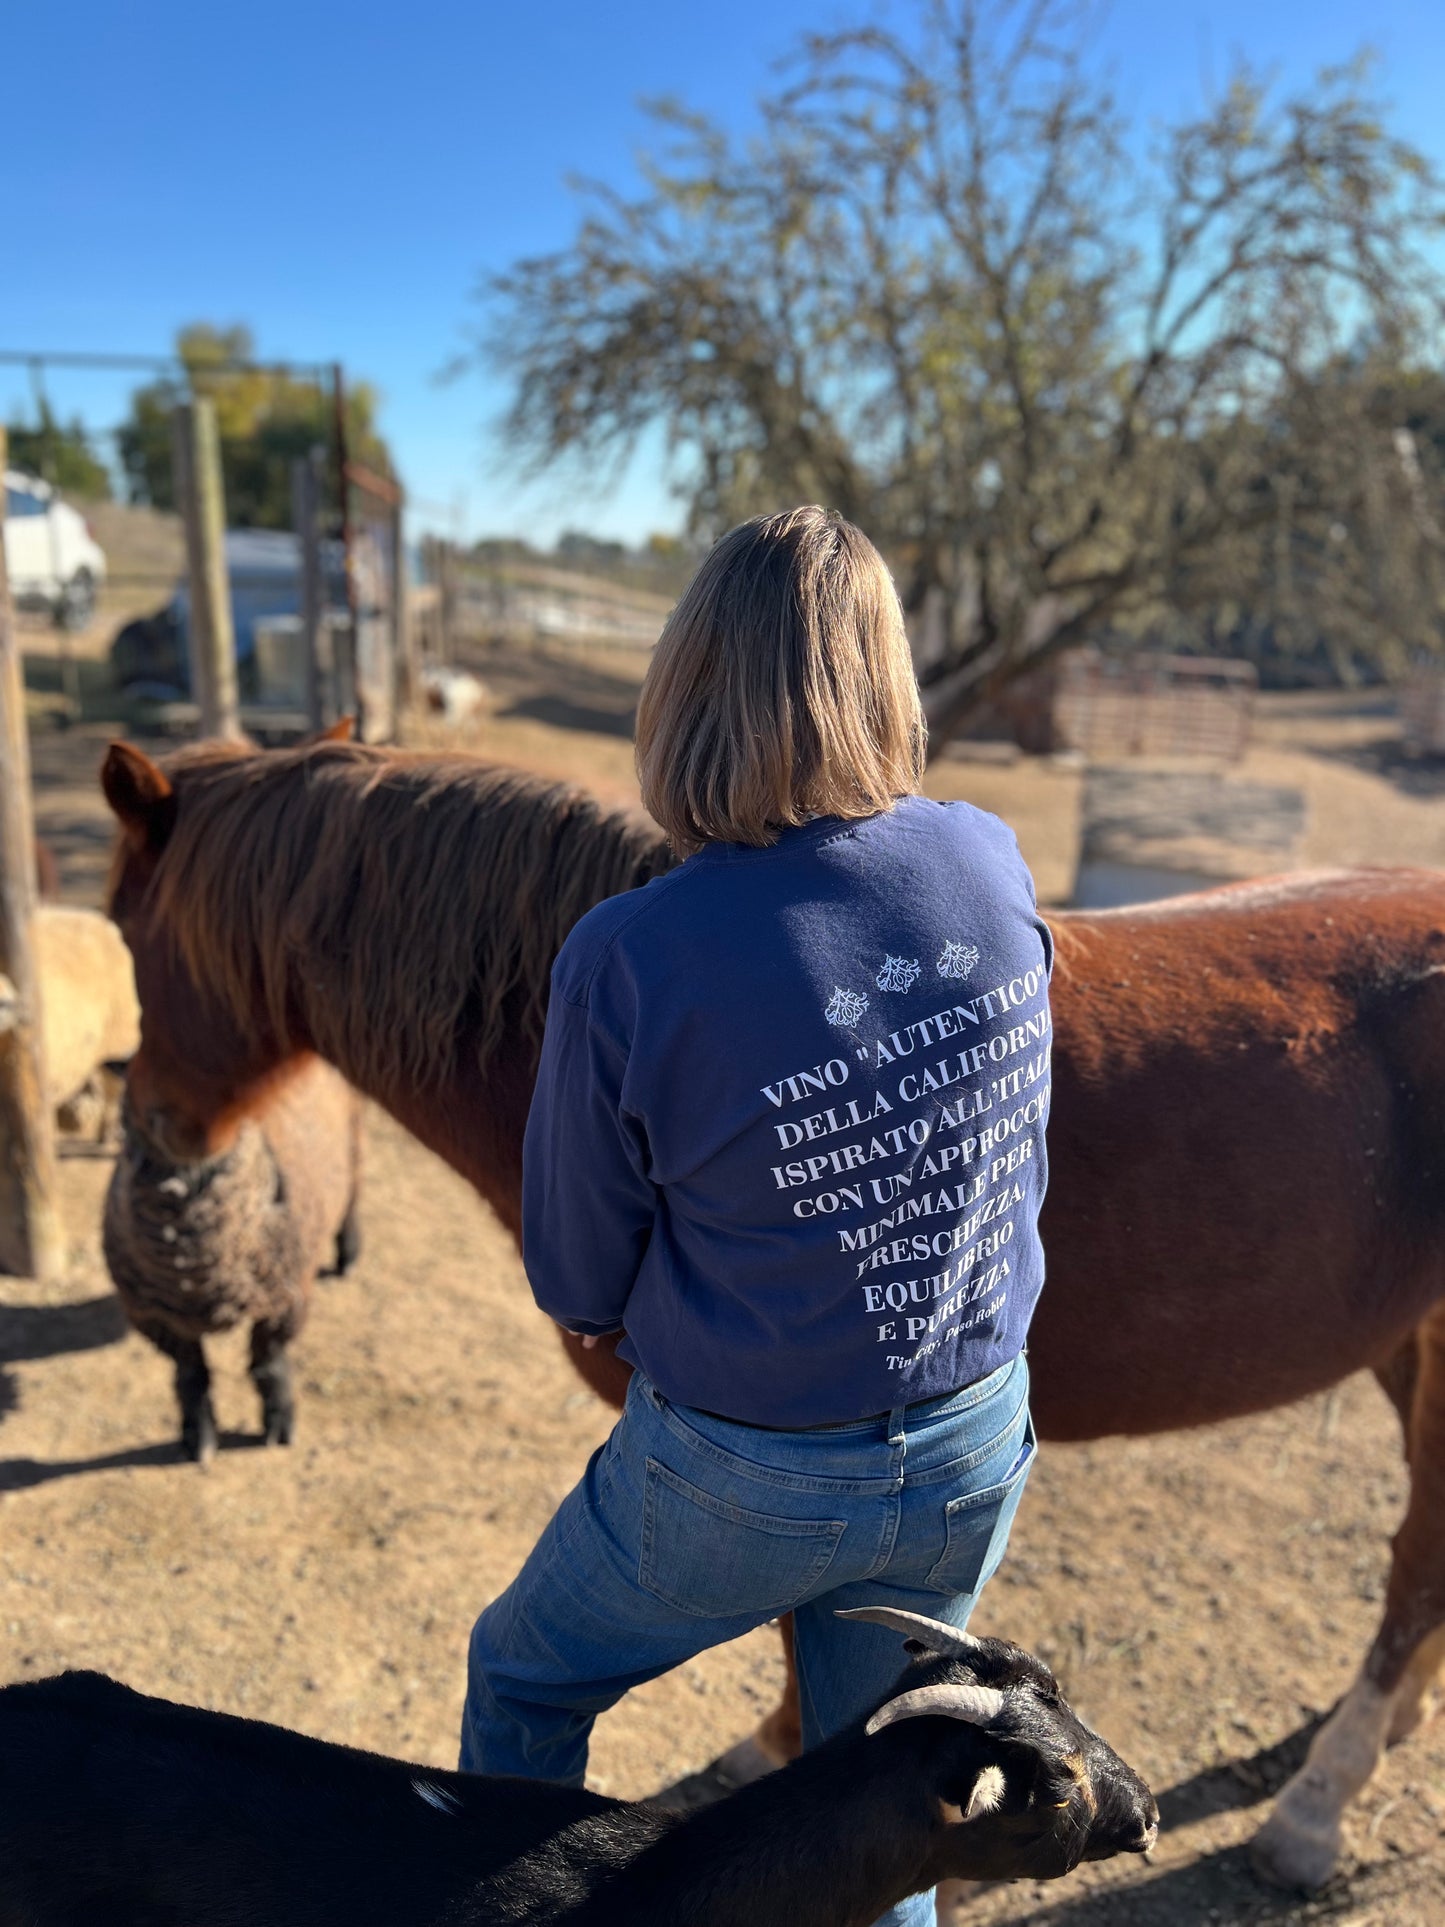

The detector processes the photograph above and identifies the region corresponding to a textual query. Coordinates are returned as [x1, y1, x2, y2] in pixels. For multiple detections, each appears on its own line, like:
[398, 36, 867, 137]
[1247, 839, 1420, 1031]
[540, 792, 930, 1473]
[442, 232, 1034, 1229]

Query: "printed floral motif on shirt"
[937, 939, 981, 981]
[824, 986, 870, 1026]
[875, 955, 922, 993]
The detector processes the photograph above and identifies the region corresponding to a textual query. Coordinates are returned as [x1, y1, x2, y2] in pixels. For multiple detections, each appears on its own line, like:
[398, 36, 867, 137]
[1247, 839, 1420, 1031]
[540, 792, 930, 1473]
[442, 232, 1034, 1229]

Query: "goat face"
[839, 1608, 1158, 1885]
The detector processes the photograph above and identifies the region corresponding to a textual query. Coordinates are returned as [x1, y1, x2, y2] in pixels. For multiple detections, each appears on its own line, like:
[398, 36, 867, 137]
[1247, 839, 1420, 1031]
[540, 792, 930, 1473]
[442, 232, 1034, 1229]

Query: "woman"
[460, 506, 1053, 1927]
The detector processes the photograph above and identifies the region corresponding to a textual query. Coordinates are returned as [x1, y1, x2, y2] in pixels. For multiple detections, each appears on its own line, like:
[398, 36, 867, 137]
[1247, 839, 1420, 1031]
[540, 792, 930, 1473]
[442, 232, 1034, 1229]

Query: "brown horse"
[101, 735, 1445, 1891]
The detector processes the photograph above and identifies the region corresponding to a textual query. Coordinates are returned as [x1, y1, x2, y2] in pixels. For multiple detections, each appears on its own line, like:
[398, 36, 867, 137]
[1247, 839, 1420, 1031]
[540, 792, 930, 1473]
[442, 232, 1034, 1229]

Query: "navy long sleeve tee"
[522, 795, 1054, 1426]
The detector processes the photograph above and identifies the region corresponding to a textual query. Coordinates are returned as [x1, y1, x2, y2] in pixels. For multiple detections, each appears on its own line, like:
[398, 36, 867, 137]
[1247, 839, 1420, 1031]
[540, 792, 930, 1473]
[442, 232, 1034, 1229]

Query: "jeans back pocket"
[923, 1415, 1037, 1598]
[640, 1458, 845, 1618]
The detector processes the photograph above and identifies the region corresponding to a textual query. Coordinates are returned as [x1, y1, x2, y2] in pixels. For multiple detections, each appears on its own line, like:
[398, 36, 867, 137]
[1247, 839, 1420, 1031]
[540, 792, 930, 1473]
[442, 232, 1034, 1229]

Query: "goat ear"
[101, 743, 176, 852]
[307, 716, 355, 745]
[939, 1764, 1009, 1827]
[962, 1763, 1008, 1822]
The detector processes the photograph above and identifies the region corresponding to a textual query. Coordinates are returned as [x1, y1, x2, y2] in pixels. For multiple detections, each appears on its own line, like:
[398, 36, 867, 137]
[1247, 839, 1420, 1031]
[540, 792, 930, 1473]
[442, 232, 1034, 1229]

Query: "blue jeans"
[460, 1351, 1035, 1927]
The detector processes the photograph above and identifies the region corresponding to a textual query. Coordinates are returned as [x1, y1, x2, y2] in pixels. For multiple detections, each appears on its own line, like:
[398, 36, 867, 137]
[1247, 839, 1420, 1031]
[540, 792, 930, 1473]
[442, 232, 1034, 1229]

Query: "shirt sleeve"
[521, 981, 657, 1336]
[1010, 828, 1055, 979]
[1036, 910, 1055, 980]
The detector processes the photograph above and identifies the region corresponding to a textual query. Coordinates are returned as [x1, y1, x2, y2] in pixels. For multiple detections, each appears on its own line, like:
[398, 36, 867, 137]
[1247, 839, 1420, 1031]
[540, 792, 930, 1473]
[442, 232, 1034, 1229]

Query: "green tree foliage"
[117, 324, 393, 531]
[468, 528, 700, 597]
[1151, 358, 1445, 681]
[5, 397, 112, 498]
[475, 0, 1445, 736]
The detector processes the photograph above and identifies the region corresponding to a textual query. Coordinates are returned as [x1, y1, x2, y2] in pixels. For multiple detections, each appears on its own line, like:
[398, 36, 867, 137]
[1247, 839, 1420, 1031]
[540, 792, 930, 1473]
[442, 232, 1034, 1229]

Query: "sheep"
[102, 1052, 362, 1463]
[0, 1609, 1157, 1927]
[0, 904, 140, 1141]
[420, 662, 489, 725]
[30, 903, 141, 1136]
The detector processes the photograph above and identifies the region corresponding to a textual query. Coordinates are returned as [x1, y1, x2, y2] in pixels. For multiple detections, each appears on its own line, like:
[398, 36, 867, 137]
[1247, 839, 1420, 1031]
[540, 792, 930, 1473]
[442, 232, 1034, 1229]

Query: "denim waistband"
[690, 1351, 1023, 1437]
[633, 1352, 1029, 1496]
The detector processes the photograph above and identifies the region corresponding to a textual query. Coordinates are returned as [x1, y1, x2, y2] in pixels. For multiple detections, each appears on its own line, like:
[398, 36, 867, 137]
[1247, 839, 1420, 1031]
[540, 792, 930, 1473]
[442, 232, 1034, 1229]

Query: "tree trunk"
[919, 592, 1080, 758]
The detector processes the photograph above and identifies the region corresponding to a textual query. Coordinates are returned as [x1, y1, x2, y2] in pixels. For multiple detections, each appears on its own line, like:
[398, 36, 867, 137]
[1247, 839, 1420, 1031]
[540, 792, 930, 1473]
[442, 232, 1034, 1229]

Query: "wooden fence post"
[439, 539, 457, 663]
[172, 397, 241, 739]
[331, 365, 361, 729]
[291, 453, 327, 730]
[391, 497, 414, 717]
[0, 426, 63, 1278]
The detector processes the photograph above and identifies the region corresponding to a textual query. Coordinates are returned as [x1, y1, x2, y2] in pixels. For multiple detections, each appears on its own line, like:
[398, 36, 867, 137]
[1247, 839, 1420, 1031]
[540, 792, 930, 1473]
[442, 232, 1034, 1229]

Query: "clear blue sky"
[4, 0, 1442, 545]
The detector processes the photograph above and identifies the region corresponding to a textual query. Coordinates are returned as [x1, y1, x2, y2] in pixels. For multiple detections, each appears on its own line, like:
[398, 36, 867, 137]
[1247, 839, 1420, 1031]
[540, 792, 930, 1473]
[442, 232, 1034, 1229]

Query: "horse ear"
[308, 717, 354, 745]
[102, 742, 176, 852]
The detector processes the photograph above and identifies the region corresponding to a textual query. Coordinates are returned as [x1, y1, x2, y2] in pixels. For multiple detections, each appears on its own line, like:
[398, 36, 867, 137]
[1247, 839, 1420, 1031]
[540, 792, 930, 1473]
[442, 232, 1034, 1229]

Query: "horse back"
[1032, 870, 1445, 1438]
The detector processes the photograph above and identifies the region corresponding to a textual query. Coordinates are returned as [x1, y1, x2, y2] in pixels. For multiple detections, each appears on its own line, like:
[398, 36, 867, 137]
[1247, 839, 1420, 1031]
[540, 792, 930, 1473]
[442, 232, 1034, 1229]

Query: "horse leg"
[1254, 1302, 1445, 1888]
[1373, 1334, 1419, 1452]
[1370, 1332, 1445, 1744]
[756, 1614, 803, 1764]
[249, 1317, 298, 1447]
[694, 1614, 803, 1791]
[130, 1314, 216, 1464]
[1387, 1621, 1445, 1745]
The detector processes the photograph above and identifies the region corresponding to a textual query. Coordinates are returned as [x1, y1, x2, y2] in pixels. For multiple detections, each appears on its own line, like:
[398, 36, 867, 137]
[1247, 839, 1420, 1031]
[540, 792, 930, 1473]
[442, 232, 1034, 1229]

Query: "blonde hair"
[636, 506, 925, 854]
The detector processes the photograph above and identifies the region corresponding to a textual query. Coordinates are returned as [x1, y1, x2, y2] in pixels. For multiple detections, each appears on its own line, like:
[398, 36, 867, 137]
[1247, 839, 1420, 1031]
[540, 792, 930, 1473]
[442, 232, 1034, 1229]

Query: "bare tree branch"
[466, 0, 1445, 745]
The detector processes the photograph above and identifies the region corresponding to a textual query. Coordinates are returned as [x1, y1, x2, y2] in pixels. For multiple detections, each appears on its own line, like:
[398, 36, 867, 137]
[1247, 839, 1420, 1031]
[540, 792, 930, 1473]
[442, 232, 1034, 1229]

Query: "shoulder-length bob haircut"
[636, 506, 925, 855]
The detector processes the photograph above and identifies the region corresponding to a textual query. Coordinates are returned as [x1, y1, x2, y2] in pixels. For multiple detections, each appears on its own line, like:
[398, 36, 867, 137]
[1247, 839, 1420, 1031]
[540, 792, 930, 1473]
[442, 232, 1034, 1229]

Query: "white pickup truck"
[3, 470, 108, 627]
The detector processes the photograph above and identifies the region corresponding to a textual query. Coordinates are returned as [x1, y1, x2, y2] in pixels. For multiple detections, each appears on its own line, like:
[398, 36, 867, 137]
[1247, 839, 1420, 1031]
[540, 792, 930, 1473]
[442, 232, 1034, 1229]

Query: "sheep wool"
[103, 1057, 360, 1455]
[33, 905, 141, 1110]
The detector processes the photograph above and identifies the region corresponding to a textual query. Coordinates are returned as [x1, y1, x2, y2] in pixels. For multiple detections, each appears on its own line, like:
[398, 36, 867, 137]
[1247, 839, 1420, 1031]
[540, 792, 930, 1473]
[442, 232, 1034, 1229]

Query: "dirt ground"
[4, 642, 1445, 1924]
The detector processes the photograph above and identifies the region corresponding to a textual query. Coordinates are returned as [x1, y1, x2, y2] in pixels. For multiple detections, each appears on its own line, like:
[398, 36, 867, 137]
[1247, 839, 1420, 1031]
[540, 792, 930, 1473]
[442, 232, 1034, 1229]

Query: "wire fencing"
[2, 349, 408, 741]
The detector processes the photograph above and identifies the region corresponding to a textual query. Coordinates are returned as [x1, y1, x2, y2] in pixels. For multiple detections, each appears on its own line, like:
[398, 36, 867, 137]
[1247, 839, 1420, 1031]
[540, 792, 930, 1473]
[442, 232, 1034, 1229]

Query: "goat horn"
[866, 1683, 1008, 1736]
[835, 1607, 982, 1656]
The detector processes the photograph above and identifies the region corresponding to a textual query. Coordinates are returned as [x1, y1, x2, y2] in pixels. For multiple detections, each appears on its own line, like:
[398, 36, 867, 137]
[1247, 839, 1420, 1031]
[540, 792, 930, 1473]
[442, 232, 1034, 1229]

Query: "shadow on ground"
[0, 1296, 128, 1367]
[947, 1714, 1422, 1927]
[499, 692, 637, 738]
[1156, 1714, 1331, 1827]
[467, 644, 644, 742]
[0, 1432, 268, 1492]
[0, 1298, 128, 1439]
[967, 1839, 1423, 1926]
[1310, 736, 1445, 800]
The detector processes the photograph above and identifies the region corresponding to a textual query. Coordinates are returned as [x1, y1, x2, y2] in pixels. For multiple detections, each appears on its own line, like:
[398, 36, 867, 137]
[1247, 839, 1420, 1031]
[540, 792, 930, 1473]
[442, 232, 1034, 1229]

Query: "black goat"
[0, 1611, 1156, 1927]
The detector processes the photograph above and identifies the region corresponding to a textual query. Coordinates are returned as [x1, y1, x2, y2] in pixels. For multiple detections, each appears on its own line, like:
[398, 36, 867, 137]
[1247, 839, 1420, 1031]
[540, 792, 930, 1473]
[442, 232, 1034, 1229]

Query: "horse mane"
[140, 740, 675, 1092]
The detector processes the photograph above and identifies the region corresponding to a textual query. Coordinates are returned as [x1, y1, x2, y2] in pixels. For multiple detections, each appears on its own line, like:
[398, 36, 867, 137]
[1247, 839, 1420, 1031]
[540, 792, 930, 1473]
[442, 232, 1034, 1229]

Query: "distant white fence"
[1050, 651, 1257, 761]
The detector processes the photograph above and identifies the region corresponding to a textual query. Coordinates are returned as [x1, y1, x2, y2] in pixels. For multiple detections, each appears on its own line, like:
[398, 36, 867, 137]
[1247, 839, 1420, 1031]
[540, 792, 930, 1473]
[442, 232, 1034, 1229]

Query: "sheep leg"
[175, 1344, 217, 1465]
[1254, 1300, 1445, 1888]
[130, 1315, 217, 1465]
[332, 1195, 362, 1276]
[249, 1321, 297, 1448]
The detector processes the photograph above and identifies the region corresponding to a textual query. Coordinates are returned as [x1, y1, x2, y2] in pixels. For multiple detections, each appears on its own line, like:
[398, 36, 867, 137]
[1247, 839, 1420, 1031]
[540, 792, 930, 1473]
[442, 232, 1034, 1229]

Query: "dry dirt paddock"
[5, 651, 1445, 1925]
